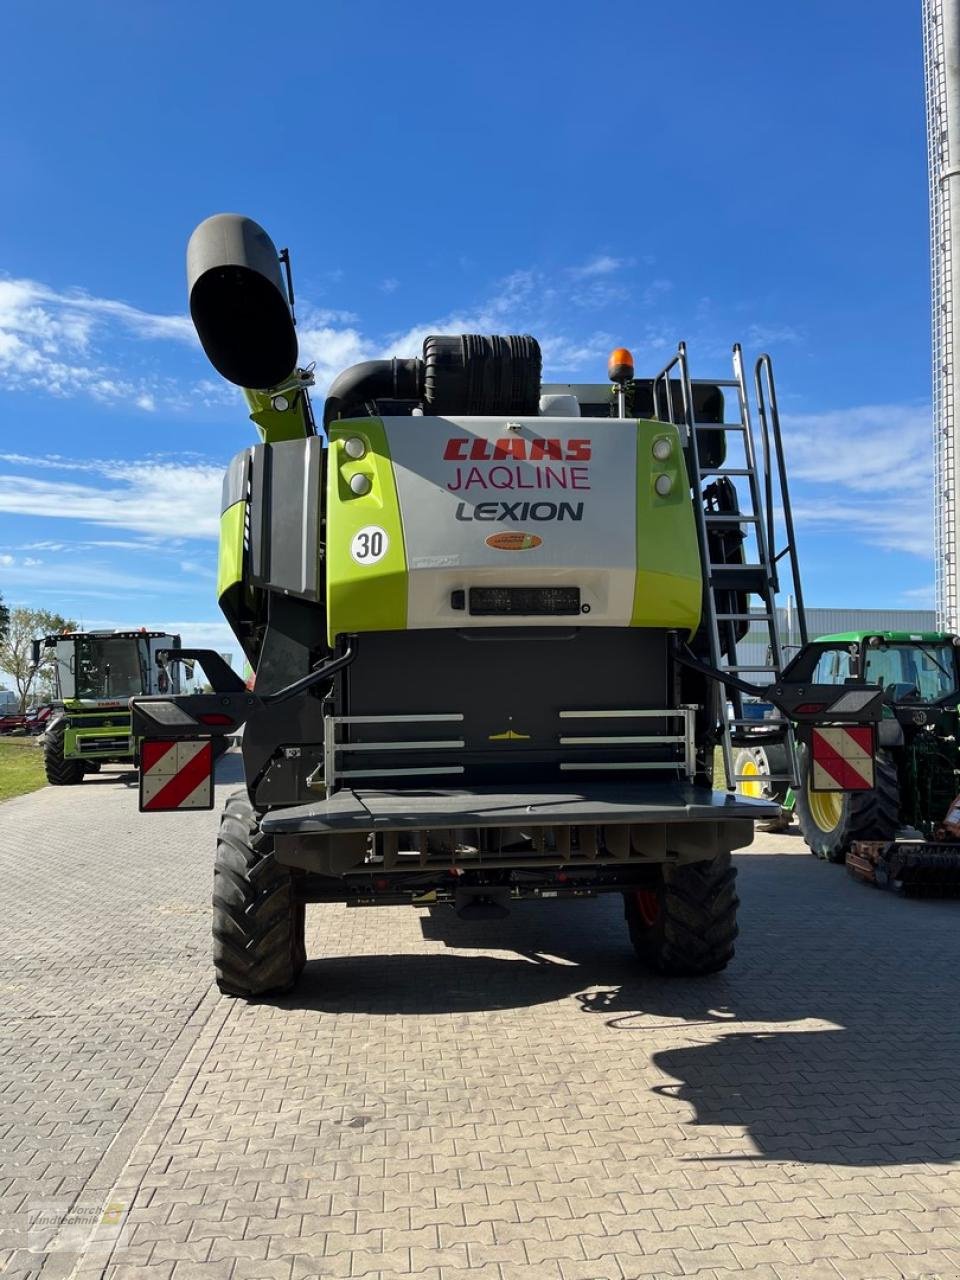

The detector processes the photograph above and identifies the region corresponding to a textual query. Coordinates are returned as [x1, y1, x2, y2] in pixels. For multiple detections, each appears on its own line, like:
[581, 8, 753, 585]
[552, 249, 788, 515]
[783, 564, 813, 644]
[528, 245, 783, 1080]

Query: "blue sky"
[0, 0, 934, 668]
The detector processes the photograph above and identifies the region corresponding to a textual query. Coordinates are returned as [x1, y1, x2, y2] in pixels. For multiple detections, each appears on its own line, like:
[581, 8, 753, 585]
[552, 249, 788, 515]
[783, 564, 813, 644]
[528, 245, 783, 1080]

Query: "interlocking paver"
[1, 757, 241, 1274]
[4, 778, 960, 1280]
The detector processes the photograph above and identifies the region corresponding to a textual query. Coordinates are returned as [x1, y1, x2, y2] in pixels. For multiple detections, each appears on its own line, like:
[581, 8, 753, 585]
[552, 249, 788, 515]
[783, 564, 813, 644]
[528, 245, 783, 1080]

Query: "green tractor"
[788, 630, 960, 891]
[34, 629, 183, 784]
[128, 214, 879, 998]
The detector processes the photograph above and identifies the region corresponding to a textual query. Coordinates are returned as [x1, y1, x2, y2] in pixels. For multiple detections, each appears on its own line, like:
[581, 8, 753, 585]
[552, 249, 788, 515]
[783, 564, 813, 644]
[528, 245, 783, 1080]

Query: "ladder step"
[701, 468, 753, 476]
[705, 513, 759, 524]
[694, 422, 747, 431]
[711, 565, 773, 576]
[731, 773, 795, 784]
[723, 665, 779, 672]
[708, 565, 770, 592]
[715, 613, 772, 622]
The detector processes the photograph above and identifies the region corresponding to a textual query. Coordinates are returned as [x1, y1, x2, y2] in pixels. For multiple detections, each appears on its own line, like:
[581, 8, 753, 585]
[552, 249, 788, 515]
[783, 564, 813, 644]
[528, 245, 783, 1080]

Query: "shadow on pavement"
[274, 852, 960, 1166]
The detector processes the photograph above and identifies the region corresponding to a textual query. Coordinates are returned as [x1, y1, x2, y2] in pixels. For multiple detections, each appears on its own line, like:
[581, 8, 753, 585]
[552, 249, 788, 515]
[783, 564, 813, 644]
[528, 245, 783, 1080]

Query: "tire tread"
[212, 792, 306, 998]
[625, 853, 739, 975]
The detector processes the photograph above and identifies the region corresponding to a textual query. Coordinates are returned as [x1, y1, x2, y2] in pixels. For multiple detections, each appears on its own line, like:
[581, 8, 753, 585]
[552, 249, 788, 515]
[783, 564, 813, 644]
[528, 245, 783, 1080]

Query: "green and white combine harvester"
[35, 629, 182, 784]
[130, 214, 883, 999]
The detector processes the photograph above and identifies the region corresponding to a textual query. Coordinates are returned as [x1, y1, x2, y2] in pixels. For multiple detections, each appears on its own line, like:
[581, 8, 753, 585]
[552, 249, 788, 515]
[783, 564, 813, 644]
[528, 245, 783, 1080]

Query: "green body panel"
[61, 705, 134, 760]
[217, 500, 246, 600]
[243, 385, 311, 442]
[325, 419, 408, 645]
[631, 421, 702, 633]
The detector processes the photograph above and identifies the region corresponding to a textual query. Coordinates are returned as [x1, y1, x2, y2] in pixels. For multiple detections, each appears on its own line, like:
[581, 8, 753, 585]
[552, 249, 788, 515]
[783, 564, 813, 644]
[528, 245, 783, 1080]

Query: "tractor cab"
[801, 631, 960, 714]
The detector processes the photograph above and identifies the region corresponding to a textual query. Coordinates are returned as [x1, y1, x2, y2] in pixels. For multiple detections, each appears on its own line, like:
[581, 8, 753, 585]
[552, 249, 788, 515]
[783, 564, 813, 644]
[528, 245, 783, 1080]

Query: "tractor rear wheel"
[623, 852, 739, 975]
[212, 792, 306, 998]
[734, 743, 792, 831]
[795, 745, 900, 862]
[43, 720, 84, 786]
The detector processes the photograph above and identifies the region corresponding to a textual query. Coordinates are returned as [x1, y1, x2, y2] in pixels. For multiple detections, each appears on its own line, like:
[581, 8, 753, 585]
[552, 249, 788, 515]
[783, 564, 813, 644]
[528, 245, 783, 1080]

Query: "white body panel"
[384, 416, 639, 628]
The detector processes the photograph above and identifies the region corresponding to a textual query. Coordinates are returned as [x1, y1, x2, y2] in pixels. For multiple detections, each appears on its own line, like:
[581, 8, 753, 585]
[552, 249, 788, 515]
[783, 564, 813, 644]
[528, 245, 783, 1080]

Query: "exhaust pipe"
[186, 214, 297, 390]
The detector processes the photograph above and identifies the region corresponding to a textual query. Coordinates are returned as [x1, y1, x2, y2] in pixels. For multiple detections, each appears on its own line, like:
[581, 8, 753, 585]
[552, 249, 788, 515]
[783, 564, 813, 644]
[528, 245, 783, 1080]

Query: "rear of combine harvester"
[131, 214, 882, 998]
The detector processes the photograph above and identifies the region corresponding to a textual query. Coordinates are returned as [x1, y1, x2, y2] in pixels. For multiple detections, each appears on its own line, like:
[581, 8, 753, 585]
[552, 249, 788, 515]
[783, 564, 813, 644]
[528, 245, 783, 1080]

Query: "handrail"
[754, 354, 808, 646]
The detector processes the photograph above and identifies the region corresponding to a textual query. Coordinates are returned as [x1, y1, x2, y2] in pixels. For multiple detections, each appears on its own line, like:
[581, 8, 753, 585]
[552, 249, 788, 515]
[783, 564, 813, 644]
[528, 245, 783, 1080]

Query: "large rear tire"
[43, 719, 84, 786]
[624, 852, 739, 975]
[213, 793, 306, 998]
[795, 745, 900, 862]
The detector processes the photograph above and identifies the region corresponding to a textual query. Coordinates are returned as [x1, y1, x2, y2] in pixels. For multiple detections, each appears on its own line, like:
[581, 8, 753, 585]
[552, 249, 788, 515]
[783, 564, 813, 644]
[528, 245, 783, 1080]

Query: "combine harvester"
[35, 628, 183, 784]
[130, 214, 882, 997]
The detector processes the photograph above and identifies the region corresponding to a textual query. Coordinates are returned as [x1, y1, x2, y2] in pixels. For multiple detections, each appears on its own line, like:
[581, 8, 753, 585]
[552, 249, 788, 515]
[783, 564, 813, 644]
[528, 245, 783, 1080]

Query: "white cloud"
[0, 276, 196, 409]
[568, 255, 636, 279]
[779, 403, 933, 557]
[0, 454, 222, 539]
[782, 404, 931, 496]
[179, 559, 216, 578]
[296, 322, 372, 393]
[791, 497, 932, 556]
[901, 583, 936, 606]
[539, 333, 615, 372]
[0, 255, 673, 413]
[746, 322, 802, 346]
[0, 559, 165, 598]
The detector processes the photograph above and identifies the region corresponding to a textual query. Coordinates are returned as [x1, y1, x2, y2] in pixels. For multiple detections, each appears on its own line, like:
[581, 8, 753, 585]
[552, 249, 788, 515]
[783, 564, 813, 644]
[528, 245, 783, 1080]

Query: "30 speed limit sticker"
[350, 525, 389, 565]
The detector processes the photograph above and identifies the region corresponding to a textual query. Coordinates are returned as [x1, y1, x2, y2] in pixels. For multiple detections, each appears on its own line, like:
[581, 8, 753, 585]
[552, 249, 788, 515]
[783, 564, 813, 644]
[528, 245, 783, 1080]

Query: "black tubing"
[323, 359, 422, 427]
[422, 334, 541, 417]
[321, 334, 542, 426]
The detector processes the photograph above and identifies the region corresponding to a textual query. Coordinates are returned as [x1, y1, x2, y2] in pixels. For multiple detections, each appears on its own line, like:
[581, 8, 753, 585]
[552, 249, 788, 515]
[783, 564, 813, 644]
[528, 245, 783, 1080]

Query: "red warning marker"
[140, 739, 214, 811]
[810, 725, 875, 792]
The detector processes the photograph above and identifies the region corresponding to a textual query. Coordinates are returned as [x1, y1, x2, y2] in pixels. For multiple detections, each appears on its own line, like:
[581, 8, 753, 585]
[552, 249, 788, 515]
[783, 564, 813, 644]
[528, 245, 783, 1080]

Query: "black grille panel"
[468, 587, 581, 616]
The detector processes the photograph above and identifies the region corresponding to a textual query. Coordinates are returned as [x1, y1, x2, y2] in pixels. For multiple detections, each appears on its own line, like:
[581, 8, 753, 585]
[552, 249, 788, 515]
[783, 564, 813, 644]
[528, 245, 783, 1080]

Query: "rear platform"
[261, 781, 777, 834]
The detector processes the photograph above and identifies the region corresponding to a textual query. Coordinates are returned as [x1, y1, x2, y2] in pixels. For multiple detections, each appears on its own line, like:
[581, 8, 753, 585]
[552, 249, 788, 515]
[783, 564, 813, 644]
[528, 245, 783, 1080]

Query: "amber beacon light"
[607, 347, 634, 384]
[608, 346, 634, 417]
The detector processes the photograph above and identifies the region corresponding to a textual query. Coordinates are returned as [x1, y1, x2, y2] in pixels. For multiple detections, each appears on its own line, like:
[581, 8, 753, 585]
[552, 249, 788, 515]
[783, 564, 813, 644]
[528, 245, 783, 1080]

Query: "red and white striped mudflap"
[810, 725, 875, 792]
[139, 739, 214, 812]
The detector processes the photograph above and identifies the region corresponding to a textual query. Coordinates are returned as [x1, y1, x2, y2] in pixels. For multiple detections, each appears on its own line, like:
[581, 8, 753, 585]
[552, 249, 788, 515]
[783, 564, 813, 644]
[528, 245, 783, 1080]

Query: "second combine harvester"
[131, 215, 881, 998]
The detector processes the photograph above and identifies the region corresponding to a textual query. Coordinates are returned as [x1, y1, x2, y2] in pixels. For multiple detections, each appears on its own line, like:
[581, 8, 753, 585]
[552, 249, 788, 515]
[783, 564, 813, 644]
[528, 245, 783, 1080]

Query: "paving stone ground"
[3, 756, 960, 1280]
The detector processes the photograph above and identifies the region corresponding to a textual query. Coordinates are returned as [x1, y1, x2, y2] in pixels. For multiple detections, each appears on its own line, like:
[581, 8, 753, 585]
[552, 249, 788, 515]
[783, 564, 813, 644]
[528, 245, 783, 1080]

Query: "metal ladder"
[652, 343, 806, 793]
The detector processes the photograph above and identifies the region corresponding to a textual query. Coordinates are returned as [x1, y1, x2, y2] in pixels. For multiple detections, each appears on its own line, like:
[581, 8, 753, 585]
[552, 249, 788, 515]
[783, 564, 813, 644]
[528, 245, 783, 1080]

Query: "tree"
[0, 592, 9, 646]
[0, 608, 77, 711]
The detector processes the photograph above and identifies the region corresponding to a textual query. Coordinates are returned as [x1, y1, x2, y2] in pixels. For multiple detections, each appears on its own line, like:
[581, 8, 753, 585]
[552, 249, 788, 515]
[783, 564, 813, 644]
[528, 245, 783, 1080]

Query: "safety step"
[731, 773, 795, 784]
[708, 566, 769, 592]
[709, 562, 767, 571]
[715, 613, 772, 622]
[721, 665, 779, 673]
